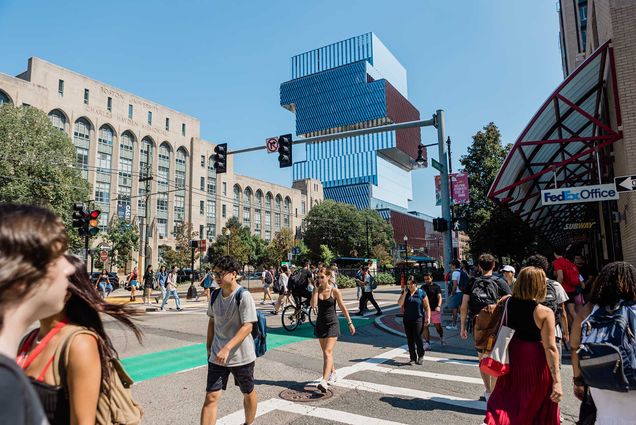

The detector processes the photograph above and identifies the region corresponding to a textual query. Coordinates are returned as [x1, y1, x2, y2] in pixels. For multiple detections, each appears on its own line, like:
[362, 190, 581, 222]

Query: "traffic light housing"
[433, 217, 448, 232]
[213, 143, 227, 174]
[87, 210, 101, 236]
[72, 203, 87, 233]
[277, 134, 293, 168]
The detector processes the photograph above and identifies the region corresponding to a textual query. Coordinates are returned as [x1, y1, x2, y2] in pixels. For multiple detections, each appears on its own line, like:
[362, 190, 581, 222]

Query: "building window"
[207, 200, 215, 220]
[200, 177, 205, 191]
[265, 211, 271, 227]
[207, 179, 216, 195]
[255, 209, 261, 230]
[175, 170, 185, 189]
[83, 89, 89, 105]
[117, 187, 131, 206]
[301, 200, 306, 215]
[48, 110, 66, 131]
[157, 218, 167, 238]
[165, 117, 170, 131]
[147, 111, 152, 125]
[97, 152, 112, 174]
[157, 193, 168, 212]
[201, 155, 205, 167]
[107, 97, 112, 112]
[174, 195, 185, 219]
[182, 123, 186, 136]
[199, 225, 204, 239]
[75, 147, 89, 172]
[200, 201, 205, 215]
[128, 104, 133, 119]
[95, 182, 110, 204]
[243, 207, 250, 226]
[58, 80, 64, 97]
[274, 213, 281, 228]
[233, 205, 239, 218]
[223, 182, 227, 196]
[98, 126, 113, 146]
[98, 212, 108, 232]
[222, 204, 226, 218]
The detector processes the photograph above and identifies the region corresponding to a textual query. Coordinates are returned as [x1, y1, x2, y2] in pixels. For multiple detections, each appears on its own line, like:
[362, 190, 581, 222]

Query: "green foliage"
[162, 222, 199, 269]
[372, 244, 393, 268]
[455, 123, 545, 262]
[336, 274, 357, 288]
[320, 244, 335, 265]
[0, 104, 90, 251]
[303, 200, 394, 259]
[374, 272, 396, 285]
[103, 217, 140, 270]
[266, 228, 295, 265]
[208, 217, 251, 265]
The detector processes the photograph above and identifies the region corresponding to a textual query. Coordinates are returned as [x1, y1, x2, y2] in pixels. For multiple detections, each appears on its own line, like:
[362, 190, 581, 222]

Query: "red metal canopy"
[488, 41, 622, 245]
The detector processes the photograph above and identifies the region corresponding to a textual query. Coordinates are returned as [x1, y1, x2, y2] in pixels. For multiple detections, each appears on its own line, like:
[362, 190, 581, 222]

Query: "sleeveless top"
[316, 288, 338, 326]
[506, 297, 541, 342]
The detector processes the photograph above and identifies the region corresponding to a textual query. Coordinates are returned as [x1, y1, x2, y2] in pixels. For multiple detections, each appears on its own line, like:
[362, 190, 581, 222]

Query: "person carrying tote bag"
[479, 297, 514, 377]
[482, 266, 562, 425]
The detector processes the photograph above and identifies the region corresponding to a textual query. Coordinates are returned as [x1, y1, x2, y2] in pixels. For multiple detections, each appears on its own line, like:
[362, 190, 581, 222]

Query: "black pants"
[403, 319, 424, 361]
[359, 291, 381, 314]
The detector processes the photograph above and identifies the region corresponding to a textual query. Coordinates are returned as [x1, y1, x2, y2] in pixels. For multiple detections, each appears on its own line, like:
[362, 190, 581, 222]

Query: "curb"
[374, 315, 406, 338]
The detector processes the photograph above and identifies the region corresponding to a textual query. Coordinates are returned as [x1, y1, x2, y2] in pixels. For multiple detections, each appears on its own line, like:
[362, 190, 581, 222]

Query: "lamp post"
[403, 235, 409, 270]
[226, 228, 231, 255]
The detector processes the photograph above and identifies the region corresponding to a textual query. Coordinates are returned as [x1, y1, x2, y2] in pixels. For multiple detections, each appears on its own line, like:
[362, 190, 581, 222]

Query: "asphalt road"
[106, 285, 582, 424]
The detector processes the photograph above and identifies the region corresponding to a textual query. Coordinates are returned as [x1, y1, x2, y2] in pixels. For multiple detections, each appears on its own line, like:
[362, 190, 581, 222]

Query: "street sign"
[292, 246, 300, 255]
[266, 137, 278, 153]
[199, 239, 207, 252]
[431, 158, 444, 173]
[99, 250, 108, 262]
[615, 175, 636, 192]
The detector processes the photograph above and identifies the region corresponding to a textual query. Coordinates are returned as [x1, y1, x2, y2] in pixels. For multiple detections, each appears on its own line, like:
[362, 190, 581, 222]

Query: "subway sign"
[541, 184, 619, 206]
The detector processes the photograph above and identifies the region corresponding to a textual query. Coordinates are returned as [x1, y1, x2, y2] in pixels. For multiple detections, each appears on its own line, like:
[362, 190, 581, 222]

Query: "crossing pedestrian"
[553, 247, 581, 330]
[126, 268, 138, 302]
[570, 261, 636, 425]
[355, 264, 382, 316]
[272, 265, 291, 315]
[0, 204, 75, 425]
[445, 260, 464, 330]
[199, 268, 214, 303]
[311, 267, 355, 393]
[460, 253, 512, 400]
[160, 266, 182, 311]
[501, 265, 516, 288]
[155, 265, 168, 304]
[17, 255, 143, 425]
[421, 271, 444, 347]
[97, 270, 113, 298]
[398, 276, 431, 365]
[483, 266, 562, 425]
[260, 266, 274, 305]
[142, 264, 155, 305]
[201, 255, 258, 425]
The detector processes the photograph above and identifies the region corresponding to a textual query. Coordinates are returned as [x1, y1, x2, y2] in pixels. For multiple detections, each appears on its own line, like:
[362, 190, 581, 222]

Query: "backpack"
[288, 270, 308, 293]
[458, 270, 470, 292]
[542, 279, 562, 329]
[561, 259, 581, 291]
[578, 302, 636, 392]
[264, 271, 273, 285]
[210, 287, 267, 357]
[468, 275, 502, 316]
[370, 275, 378, 290]
[55, 327, 143, 425]
[273, 275, 283, 293]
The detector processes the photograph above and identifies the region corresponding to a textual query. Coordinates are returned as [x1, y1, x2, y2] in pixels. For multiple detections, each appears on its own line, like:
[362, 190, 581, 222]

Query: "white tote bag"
[479, 298, 515, 377]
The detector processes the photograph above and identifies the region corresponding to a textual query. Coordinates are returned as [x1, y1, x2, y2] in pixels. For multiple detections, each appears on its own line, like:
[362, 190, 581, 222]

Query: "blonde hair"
[318, 267, 332, 277]
[512, 267, 547, 301]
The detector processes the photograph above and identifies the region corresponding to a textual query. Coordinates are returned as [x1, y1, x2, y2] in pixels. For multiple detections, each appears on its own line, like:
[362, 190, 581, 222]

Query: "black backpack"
[288, 270, 307, 293]
[541, 279, 562, 328]
[264, 271, 273, 285]
[458, 270, 470, 292]
[468, 275, 501, 316]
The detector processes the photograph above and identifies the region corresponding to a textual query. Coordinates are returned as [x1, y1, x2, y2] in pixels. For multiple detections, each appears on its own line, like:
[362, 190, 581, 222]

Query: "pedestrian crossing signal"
[213, 143, 227, 174]
[277, 134, 293, 168]
[433, 218, 448, 232]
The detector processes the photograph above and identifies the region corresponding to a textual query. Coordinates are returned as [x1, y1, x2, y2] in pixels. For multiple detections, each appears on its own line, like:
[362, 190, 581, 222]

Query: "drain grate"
[279, 385, 333, 402]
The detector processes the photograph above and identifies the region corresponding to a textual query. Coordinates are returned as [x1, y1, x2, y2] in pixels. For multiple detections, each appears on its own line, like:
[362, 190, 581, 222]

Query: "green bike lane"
[121, 316, 373, 383]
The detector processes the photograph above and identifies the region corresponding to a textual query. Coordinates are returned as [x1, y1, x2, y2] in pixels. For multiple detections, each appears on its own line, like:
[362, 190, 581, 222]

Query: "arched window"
[117, 131, 135, 208]
[254, 190, 263, 233]
[48, 110, 67, 132]
[234, 185, 242, 204]
[98, 125, 114, 146]
[284, 197, 292, 228]
[157, 143, 172, 218]
[243, 188, 252, 227]
[0, 91, 11, 105]
[255, 190, 263, 207]
[274, 195, 282, 230]
[265, 192, 273, 209]
[73, 118, 91, 179]
[120, 131, 135, 153]
[174, 147, 187, 222]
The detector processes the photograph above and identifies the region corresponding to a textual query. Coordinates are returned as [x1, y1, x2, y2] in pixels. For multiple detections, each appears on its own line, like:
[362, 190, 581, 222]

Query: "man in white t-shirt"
[446, 260, 463, 330]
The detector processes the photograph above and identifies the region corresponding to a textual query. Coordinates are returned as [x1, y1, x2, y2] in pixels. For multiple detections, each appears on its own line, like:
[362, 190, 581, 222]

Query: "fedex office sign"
[541, 184, 619, 206]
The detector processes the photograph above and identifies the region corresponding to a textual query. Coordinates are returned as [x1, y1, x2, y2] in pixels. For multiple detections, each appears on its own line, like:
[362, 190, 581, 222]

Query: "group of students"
[452, 252, 636, 425]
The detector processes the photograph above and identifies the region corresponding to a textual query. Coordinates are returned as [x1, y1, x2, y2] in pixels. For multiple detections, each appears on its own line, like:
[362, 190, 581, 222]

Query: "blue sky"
[0, 0, 563, 217]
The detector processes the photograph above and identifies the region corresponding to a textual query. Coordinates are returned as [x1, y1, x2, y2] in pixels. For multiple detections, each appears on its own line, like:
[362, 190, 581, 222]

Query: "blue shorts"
[206, 361, 255, 394]
[448, 292, 463, 309]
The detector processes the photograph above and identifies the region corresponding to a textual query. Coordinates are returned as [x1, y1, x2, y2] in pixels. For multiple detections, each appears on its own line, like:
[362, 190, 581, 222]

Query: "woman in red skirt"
[484, 266, 563, 425]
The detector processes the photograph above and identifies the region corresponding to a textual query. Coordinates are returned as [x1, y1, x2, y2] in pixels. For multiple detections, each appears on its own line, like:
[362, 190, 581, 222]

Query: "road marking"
[218, 398, 410, 425]
[333, 379, 486, 411]
[368, 364, 483, 384]
[337, 345, 409, 379]
[394, 353, 479, 366]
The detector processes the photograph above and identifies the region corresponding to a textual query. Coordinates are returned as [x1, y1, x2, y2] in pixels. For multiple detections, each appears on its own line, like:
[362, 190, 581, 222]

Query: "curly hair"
[589, 261, 636, 307]
[525, 254, 549, 272]
[0, 204, 68, 330]
[213, 255, 241, 274]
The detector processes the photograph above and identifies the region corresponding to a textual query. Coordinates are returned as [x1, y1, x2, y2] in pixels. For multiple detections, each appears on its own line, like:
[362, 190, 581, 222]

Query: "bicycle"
[282, 298, 316, 331]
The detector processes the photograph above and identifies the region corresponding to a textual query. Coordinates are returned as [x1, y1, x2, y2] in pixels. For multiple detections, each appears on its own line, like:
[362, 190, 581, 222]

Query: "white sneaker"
[317, 379, 329, 393]
[445, 324, 455, 330]
[423, 342, 431, 351]
[328, 372, 337, 383]
[260, 301, 265, 305]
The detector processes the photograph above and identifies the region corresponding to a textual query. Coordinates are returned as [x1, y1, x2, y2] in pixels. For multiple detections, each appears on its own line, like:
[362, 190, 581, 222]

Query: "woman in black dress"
[311, 267, 355, 393]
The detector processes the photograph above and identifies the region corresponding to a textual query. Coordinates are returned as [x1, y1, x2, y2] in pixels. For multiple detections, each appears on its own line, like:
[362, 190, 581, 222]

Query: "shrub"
[374, 272, 396, 285]
[336, 275, 357, 288]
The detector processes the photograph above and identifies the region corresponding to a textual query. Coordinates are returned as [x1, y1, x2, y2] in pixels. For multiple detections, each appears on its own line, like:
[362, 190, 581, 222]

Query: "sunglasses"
[213, 270, 232, 279]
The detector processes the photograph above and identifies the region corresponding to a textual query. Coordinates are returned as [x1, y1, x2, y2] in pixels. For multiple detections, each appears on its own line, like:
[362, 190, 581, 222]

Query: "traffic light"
[433, 217, 448, 232]
[277, 134, 293, 168]
[87, 210, 100, 236]
[72, 203, 87, 233]
[213, 143, 227, 174]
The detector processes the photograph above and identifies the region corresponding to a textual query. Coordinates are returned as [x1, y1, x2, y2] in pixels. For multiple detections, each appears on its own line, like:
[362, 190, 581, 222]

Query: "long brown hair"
[513, 267, 547, 301]
[64, 255, 143, 393]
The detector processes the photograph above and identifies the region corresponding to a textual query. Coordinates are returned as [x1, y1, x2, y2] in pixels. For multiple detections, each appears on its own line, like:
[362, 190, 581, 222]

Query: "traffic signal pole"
[435, 110, 453, 269]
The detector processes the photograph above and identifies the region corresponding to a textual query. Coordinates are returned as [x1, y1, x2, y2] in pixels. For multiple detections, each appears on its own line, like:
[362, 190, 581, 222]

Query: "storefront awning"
[488, 41, 622, 245]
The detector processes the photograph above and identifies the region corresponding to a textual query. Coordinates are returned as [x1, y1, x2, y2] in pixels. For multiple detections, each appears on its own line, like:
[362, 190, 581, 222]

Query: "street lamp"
[226, 228, 231, 255]
[403, 235, 409, 267]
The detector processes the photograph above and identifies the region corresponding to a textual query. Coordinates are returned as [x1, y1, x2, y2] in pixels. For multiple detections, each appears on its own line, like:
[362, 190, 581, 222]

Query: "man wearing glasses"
[201, 255, 258, 425]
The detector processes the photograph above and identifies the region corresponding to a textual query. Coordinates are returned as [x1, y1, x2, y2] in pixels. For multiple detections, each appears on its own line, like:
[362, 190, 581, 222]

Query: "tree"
[0, 105, 90, 251]
[162, 222, 199, 269]
[103, 217, 140, 271]
[266, 228, 295, 265]
[208, 217, 251, 265]
[320, 244, 335, 265]
[455, 123, 545, 262]
[302, 200, 394, 259]
[372, 244, 393, 268]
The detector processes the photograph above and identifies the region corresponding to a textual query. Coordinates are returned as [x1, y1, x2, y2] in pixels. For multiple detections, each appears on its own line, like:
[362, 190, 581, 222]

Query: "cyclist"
[290, 260, 314, 310]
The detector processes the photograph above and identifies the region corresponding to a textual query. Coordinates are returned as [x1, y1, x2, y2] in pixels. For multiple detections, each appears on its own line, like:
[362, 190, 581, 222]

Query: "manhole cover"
[279, 385, 333, 402]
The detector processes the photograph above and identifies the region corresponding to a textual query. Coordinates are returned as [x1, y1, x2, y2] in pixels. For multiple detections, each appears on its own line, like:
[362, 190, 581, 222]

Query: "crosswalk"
[217, 345, 486, 425]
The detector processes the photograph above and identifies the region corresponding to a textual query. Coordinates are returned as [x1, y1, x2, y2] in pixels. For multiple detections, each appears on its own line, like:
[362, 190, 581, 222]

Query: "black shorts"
[565, 292, 577, 304]
[206, 361, 255, 394]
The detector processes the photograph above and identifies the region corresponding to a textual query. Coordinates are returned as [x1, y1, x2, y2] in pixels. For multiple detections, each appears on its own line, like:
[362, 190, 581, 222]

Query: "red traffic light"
[90, 210, 101, 219]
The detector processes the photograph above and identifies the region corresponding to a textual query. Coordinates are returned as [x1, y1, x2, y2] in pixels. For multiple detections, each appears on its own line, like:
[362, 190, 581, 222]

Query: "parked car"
[177, 269, 201, 283]
[89, 272, 120, 289]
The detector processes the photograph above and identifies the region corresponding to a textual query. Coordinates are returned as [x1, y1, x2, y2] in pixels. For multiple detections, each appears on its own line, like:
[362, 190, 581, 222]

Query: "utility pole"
[138, 148, 153, 273]
[435, 110, 453, 270]
[447, 136, 458, 260]
[365, 218, 370, 259]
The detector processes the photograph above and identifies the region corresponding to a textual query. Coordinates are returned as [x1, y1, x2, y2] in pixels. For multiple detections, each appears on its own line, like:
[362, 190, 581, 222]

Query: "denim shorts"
[206, 361, 255, 394]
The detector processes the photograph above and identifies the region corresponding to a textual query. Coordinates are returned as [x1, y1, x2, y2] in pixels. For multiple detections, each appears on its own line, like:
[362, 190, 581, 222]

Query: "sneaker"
[327, 372, 338, 383]
[317, 379, 329, 393]
[270, 311, 278, 315]
[176, 308, 183, 311]
[416, 356, 424, 365]
[159, 307, 165, 311]
[423, 342, 431, 351]
[375, 311, 383, 316]
[406, 360, 415, 366]
[154, 297, 159, 303]
[260, 301, 265, 305]
[440, 338, 445, 346]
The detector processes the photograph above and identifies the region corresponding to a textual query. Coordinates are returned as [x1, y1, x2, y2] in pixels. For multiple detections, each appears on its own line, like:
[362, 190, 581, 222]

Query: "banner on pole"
[435, 173, 470, 206]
